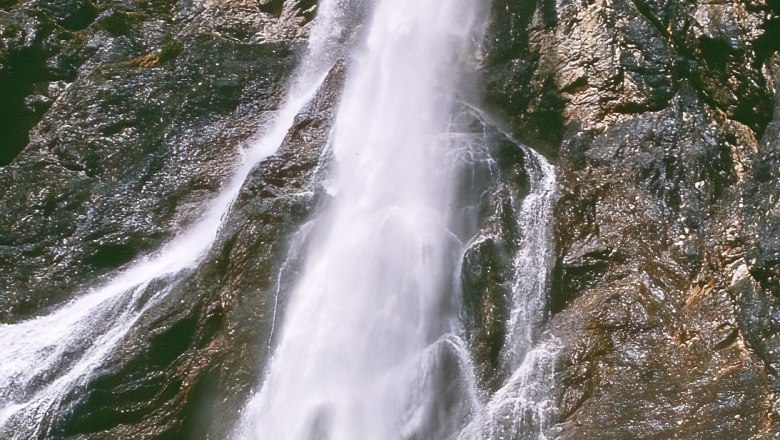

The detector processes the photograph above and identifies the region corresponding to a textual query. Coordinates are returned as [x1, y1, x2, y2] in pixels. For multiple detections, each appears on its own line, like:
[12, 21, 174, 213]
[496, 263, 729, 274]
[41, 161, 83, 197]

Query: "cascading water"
[234, 0, 489, 437]
[458, 124, 561, 439]
[235, 1, 560, 440]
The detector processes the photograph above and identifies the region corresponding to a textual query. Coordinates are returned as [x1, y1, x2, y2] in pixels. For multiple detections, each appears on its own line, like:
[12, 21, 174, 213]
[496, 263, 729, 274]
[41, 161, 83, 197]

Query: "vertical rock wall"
[484, 0, 780, 436]
[0, 0, 325, 438]
[0, 0, 309, 320]
[3, 0, 780, 437]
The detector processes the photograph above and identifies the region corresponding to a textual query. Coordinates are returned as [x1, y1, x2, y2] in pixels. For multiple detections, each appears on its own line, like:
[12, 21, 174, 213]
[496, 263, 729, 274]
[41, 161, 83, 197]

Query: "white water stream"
[1, 0, 562, 438]
[459, 139, 561, 439]
[235, 0, 560, 439]
[234, 0, 488, 438]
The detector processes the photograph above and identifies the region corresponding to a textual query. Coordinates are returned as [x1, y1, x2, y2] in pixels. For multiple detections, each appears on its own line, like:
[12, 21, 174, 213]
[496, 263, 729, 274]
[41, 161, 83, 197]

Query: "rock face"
[49, 62, 344, 439]
[483, 0, 780, 436]
[0, 0, 312, 321]
[0, 0, 332, 437]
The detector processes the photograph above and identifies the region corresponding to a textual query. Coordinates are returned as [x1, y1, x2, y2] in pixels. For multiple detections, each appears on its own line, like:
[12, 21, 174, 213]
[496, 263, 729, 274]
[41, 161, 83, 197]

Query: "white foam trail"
[456, 118, 561, 439]
[234, 0, 488, 438]
[503, 146, 558, 367]
[0, 8, 354, 436]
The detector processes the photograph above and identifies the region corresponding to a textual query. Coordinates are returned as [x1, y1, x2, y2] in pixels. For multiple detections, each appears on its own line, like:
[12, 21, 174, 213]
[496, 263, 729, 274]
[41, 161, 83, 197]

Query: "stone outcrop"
[0, 0, 331, 437]
[51, 61, 344, 439]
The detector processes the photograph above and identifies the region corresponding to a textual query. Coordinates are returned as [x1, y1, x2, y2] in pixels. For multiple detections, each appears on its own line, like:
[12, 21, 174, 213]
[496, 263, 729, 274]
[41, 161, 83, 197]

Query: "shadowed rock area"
[0, 0, 310, 320]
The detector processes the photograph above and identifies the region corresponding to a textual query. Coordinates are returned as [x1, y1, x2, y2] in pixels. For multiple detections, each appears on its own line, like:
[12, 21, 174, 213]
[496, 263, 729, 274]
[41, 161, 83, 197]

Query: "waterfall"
[0, 6, 355, 437]
[503, 148, 558, 368]
[233, 0, 490, 439]
[458, 135, 561, 439]
[232, 0, 563, 434]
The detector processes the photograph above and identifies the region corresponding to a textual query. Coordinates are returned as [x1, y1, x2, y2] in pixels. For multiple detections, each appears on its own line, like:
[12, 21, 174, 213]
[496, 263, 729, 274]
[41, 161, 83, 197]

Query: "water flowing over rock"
[0, 0, 350, 436]
[234, 0, 492, 438]
[1, 0, 779, 438]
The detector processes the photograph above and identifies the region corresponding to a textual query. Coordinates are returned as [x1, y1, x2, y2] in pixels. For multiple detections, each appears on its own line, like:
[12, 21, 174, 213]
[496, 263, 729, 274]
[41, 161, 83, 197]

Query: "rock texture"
[484, 0, 780, 436]
[0, 0, 312, 320]
[51, 62, 343, 439]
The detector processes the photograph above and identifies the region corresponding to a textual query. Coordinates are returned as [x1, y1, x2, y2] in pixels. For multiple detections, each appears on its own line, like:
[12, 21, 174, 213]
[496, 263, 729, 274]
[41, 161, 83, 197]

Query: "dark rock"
[460, 133, 531, 391]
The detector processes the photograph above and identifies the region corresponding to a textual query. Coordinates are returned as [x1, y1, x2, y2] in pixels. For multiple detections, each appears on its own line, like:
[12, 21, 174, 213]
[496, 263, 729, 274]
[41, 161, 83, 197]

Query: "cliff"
[1, 0, 779, 437]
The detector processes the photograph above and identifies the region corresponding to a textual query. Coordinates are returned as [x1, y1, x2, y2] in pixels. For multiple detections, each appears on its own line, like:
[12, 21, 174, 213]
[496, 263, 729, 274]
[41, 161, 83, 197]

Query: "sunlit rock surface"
[483, 0, 780, 437]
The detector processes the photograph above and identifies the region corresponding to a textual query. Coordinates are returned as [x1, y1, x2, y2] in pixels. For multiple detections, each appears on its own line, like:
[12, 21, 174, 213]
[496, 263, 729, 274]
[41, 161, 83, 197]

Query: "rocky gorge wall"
[2, 0, 780, 438]
[482, 0, 780, 436]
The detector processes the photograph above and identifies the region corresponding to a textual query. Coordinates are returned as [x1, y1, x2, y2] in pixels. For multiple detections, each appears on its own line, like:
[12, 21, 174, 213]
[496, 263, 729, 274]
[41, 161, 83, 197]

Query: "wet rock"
[2, 0, 779, 436]
[0, 0, 307, 322]
[0, 1, 329, 438]
[483, 0, 780, 436]
[460, 134, 530, 391]
[46, 61, 345, 439]
[744, 54, 780, 297]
